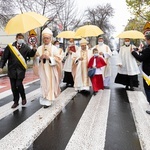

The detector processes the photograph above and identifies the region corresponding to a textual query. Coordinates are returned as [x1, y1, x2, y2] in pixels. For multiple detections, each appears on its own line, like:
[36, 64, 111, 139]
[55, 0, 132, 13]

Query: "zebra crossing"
[0, 87, 77, 150]
[0, 80, 150, 150]
[65, 90, 110, 150]
[127, 91, 150, 150]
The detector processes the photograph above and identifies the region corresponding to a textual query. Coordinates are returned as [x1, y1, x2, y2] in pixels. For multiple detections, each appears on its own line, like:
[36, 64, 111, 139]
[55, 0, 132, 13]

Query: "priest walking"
[72, 38, 92, 92]
[35, 28, 62, 108]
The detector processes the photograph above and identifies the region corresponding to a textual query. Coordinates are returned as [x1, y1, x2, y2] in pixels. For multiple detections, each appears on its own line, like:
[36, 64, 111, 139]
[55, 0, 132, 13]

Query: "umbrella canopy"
[57, 31, 81, 39]
[5, 12, 49, 34]
[117, 30, 145, 39]
[75, 25, 103, 37]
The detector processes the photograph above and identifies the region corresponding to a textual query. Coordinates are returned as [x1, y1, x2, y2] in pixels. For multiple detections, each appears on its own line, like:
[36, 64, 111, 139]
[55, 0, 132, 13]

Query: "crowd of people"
[0, 27, 150, 115]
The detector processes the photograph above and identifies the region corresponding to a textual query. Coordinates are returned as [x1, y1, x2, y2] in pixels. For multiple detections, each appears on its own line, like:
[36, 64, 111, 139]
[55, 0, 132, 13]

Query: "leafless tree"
[56, 0, 83, 31]
[0, 0, 15, 27]
[85, 3, 115, 46]
[0, 0, 65, 27]
[0, 0, 82, 41]
[54, 0, 83, 49]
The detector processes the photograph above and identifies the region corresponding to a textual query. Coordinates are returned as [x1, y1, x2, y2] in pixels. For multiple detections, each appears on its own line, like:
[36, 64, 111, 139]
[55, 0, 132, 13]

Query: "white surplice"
[116, 44, 140, 75]
[93, 44, 112, 86]
[63, 45, 78, 72]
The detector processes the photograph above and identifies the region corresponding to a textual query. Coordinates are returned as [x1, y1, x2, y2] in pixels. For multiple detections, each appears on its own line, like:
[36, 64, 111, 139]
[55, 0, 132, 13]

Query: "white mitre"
[42, 28, 53, 37]
[79, 38, 88, 45]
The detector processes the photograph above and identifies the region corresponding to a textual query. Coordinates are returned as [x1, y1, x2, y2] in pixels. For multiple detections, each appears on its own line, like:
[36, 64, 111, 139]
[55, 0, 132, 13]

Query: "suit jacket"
[132, 44, 150, 89]
[132, 45, 150, 75]
[0, 41, 36, 79]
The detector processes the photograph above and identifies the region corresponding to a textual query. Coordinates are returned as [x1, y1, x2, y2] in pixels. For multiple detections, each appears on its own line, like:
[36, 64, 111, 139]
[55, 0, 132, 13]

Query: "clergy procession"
[0, 24, 114, 109]
[0, 8, 150, 150]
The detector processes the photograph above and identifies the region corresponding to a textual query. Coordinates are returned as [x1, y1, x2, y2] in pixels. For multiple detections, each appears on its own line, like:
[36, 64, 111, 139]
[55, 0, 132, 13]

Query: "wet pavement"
[28, 92, 92, 150]
[0, 54, 149, 150]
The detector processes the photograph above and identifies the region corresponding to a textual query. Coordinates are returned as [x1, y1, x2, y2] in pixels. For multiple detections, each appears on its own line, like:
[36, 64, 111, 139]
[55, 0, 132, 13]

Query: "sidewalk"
[0, 68, 39, 93]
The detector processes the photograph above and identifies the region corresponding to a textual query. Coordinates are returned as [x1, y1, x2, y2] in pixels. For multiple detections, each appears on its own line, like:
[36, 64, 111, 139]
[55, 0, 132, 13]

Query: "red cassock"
[88, 56, 106, 92]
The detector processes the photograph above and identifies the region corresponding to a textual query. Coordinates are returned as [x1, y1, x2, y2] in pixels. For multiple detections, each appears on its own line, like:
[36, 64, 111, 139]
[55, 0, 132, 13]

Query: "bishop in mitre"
[36, 28, 62, 108]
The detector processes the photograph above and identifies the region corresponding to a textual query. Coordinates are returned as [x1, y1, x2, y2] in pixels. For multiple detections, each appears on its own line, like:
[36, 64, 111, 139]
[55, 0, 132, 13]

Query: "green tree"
[125, 0, 150, 31]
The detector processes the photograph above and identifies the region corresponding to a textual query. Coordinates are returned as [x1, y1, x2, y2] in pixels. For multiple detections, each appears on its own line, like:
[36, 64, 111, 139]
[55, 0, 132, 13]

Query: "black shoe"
[11, 103, 19, 108]
[104, 86, 109, 89]
[70, 84, 74, 87]
[81, 90, 90, 94]
[129, 87, 134, 91]
[67, 84, 74, 87]
[93, 91, 97, 96]
[125, 86, 129, 90]
[22, 99, 27, 105]
[43, 105, 49, 109]
[146, 110, 150, 115]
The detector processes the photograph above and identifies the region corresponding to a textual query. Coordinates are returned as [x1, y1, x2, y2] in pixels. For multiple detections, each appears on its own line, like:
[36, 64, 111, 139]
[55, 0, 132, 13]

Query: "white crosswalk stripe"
[0, 88, 77, 150]
[0, 88, 41, 120]
[127, 91, 150, 150]
[0, 83, 150, 150]
[0, 79, 39, 100]
[65, 89, 110, 150]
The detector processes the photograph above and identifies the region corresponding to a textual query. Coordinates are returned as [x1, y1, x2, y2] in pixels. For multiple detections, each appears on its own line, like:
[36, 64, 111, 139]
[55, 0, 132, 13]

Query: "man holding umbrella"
[0, 33, 37, 108]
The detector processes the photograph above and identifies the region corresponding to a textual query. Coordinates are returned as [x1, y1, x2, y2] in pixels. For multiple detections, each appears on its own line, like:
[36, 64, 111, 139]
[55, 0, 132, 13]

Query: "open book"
[69, 45, 76, 52]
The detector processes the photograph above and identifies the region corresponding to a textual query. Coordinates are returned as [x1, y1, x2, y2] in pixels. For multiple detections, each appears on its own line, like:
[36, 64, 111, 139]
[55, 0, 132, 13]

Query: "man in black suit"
[131, 32, 150, 115]
[0, 33, 37, 108]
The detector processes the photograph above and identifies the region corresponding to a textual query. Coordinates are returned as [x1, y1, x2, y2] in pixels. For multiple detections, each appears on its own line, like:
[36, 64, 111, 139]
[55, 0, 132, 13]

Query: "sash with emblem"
[139, 64, 150, 86]
[8, 44, 27, 69]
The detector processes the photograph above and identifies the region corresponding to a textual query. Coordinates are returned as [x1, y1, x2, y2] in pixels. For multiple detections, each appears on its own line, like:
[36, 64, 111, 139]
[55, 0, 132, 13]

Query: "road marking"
[0, 88, 77, 150]
[0, 79, 39, 100]
[65, 89, 111, 150]
[0, 88, 41, 120]
[127, 91, 150, 150]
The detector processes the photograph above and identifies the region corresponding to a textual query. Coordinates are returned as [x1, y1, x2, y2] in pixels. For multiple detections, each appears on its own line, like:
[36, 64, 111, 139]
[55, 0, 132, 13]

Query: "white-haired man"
[35, 28, 62, 108]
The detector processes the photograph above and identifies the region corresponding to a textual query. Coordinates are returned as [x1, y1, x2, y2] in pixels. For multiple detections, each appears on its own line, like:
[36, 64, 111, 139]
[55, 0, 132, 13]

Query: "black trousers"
[143, 79, 150, 103]
[9, 78, 26, 103]
[63, 71, 74, 86]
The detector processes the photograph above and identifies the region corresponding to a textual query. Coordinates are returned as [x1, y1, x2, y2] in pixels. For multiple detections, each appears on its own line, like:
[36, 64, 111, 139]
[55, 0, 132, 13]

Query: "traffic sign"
[29, 29, 37, 36]
[28, 36, 38, 45]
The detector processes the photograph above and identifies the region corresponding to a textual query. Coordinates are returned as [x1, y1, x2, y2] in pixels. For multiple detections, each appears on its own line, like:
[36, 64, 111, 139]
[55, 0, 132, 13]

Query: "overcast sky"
[76, 0, 131, 37]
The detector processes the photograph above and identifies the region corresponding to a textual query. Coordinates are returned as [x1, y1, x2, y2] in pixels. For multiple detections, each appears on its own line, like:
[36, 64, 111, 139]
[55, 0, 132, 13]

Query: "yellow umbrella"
[57, 31, 81, 39]
[75, 25, 104, 37]
[117, 30, 145, 39]
[5, 12, 49, 34]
